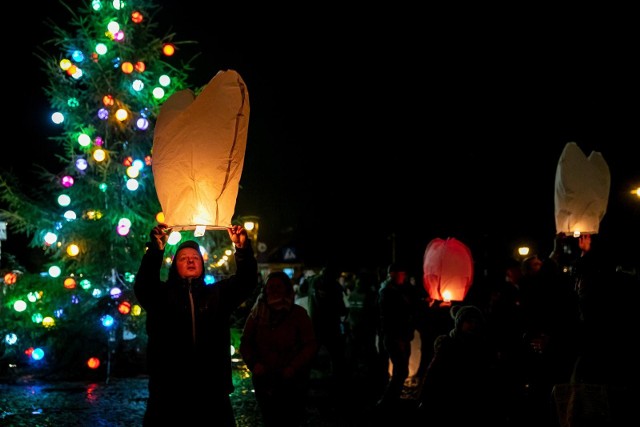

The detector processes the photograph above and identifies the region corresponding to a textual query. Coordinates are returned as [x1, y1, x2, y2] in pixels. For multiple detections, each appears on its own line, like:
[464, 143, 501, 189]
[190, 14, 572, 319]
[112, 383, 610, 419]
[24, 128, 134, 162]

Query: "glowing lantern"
[152, 70, 250, 230]
[423, 237, 474, 302]
[87, 357, 101, 369]
[554, 142, 610, 235]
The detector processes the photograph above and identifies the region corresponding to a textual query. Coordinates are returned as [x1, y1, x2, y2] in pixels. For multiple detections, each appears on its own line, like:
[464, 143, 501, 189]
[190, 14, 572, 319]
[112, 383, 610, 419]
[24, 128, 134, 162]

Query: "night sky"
[7, 1, 639, 274]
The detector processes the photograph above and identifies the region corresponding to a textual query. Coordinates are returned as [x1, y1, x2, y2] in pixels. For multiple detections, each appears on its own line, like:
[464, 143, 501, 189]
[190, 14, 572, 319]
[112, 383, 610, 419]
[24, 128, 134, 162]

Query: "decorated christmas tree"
[0, 0, 238, 380]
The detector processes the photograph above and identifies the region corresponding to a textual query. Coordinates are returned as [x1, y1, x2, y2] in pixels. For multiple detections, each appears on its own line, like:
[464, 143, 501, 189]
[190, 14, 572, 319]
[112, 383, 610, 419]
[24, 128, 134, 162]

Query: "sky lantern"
[423, 237, 474, 303]
[152, 70, 250, 231]
[554, 142, 610, 236]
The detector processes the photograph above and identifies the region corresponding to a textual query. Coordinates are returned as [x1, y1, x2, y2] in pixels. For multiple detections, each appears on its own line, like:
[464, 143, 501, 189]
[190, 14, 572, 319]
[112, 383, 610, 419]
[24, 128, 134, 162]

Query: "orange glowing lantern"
[423, 237, 474, 302]
[64, 277, 77, 289]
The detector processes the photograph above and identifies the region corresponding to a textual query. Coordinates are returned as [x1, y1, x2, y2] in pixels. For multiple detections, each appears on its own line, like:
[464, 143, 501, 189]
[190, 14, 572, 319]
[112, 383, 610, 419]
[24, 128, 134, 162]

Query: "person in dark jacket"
[376, 262, 421, 408]
[134, 223, 258, 426]
[240, 271, 318, 427]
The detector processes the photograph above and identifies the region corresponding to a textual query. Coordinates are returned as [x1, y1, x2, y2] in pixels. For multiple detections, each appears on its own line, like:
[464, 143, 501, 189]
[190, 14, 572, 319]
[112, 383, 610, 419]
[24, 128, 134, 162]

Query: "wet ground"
[0, 360, 421, 426]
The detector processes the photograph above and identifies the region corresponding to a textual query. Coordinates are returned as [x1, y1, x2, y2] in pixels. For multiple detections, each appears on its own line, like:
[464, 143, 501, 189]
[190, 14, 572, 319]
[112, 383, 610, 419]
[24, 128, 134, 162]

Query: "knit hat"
[450, 305, 485, 334]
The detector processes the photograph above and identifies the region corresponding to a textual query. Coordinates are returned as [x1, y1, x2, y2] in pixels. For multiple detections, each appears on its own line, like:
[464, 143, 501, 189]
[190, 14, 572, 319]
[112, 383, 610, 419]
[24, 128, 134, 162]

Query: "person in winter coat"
[240, 271, 318, 427]
[134, 223, 257, 427]
[376, 262, 421, 408]
[419, 305, 505, 427]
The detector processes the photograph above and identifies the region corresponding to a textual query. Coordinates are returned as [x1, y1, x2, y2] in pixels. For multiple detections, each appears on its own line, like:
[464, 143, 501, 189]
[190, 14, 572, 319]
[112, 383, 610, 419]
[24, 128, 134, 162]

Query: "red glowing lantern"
[423, 237, 474, 302]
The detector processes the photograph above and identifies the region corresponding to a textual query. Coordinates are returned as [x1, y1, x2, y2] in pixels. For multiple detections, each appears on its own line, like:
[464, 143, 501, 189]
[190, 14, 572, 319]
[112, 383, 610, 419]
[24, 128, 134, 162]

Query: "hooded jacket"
[134, 237, 257, 424]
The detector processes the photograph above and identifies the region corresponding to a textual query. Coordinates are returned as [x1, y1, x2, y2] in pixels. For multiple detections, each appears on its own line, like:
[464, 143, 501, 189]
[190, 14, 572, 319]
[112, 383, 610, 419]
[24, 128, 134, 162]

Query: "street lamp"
[241, 216, 260, 253]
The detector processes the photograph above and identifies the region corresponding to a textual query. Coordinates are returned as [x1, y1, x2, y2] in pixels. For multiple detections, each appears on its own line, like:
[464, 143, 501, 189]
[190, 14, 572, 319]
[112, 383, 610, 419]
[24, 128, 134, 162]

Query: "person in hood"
[134, 223, 257, 426]
[240, 271, 318, 427]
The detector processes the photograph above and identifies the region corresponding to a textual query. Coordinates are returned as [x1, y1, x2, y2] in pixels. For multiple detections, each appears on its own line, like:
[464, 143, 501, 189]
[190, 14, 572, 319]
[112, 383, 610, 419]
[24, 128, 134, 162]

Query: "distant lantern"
[554, 142, 610, 235]
[423, 237, 474, 303]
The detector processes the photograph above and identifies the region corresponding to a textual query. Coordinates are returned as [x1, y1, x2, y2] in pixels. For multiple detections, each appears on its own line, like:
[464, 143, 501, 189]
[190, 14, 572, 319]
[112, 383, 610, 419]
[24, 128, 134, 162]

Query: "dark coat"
[134, 239, 257, 425]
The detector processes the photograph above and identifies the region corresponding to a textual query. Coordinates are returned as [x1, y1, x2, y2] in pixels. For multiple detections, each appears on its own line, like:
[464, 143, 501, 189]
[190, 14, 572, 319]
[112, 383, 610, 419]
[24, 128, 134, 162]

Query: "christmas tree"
[0, 0, 238, 380]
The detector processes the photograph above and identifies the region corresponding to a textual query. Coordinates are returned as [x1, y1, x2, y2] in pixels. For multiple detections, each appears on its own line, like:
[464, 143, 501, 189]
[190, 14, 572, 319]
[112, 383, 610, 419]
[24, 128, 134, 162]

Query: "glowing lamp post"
[241, 216, 259, 253]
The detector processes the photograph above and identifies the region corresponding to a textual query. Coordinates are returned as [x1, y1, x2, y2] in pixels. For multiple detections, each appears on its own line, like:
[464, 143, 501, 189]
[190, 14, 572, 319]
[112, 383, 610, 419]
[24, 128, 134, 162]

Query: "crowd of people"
[135, 224, 638, 426]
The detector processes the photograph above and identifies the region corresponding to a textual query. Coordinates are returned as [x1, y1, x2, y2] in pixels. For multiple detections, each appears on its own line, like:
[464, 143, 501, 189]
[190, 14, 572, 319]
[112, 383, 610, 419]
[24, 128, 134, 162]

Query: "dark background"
[6, 1, 639, 275]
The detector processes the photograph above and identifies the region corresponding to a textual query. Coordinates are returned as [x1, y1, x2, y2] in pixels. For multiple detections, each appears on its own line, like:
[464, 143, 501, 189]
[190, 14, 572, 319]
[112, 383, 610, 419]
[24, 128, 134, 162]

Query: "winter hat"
[264, 271, 295, 311]
[450, 305, 485, 334]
